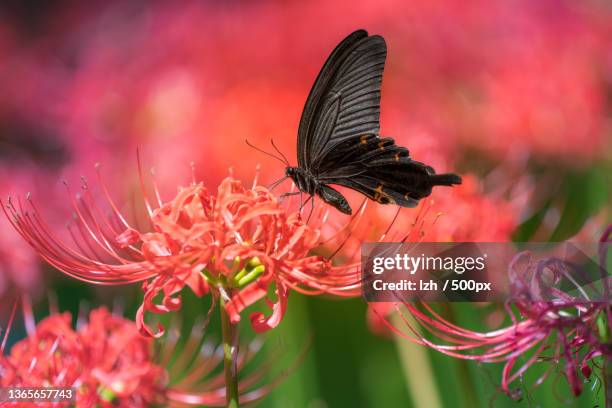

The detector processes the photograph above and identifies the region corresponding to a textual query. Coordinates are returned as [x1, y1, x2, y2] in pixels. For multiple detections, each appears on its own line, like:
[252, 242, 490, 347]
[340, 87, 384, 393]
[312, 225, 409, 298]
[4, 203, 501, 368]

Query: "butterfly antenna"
[270, 138, 290, 166]
[245, 139, 287, 165]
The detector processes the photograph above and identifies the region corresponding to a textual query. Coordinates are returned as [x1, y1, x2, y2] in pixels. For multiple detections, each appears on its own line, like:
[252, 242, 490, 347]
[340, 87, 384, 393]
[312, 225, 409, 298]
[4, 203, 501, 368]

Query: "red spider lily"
[0, 215, 38, 299]
[1, 165, 365, 337]
[0, 301, 297, 407]
[374, 225, 612, 397]
[366, 173, 518, 335]
[0, 169, 61, 302]
[1, 304, 165, 407]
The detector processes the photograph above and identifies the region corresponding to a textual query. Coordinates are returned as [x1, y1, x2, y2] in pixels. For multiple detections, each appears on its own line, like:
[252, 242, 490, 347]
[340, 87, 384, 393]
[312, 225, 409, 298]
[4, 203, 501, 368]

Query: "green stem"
[606, 355, 612, 408]
[605, 327, 612, 408]
[391, 312, 442, 408]
[220, 296, 239, 408]
[598, 310, 612, 407]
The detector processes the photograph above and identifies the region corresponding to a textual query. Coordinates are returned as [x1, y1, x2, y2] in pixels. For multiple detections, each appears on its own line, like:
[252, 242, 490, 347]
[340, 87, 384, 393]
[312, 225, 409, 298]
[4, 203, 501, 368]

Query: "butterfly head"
[285, 166, 300, 185]
[285, 166, 316, 195]
[285, 167, 297, 177]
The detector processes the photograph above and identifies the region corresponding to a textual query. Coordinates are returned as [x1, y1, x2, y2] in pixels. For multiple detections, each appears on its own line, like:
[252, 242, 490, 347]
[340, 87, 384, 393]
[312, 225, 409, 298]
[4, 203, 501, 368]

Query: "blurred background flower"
[0, 0, 610, 406]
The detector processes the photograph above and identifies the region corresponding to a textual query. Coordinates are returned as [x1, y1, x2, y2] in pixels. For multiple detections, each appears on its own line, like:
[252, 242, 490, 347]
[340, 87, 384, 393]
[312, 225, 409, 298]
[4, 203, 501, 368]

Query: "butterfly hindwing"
[317, 133, 449, 206]
[331, 176, 420, 207]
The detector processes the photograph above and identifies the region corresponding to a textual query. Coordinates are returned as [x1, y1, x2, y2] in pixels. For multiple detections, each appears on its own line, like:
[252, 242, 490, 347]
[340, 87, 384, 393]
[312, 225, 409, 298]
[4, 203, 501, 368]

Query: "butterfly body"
[286, 166, 352, 214]
[285, 167, 317, 195]
[288, 29, 462, 215]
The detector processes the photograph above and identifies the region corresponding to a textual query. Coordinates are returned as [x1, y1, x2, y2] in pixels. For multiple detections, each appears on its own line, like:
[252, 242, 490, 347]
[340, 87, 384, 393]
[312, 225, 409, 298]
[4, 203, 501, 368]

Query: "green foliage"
[514, 162, 610, 242]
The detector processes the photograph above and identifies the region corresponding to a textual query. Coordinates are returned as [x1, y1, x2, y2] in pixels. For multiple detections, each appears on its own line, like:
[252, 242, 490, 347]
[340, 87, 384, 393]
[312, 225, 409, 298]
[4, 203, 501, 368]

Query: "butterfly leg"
[305, 195, 315, 224]
[278, 191, 301, 204]
[299, 191, 303, 211]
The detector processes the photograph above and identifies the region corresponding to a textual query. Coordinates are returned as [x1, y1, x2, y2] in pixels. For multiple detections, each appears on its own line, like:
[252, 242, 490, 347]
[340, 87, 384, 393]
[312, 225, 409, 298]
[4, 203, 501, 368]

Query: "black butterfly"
[281, 29, 462, 215]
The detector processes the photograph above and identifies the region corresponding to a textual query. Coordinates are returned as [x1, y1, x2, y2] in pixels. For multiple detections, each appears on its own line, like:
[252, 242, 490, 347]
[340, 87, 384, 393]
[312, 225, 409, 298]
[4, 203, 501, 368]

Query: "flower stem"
[606, 355, 612, 408]
[220, 296, 239, 408]
[391, 312, 442, 408]
[598, 308, 612, 407]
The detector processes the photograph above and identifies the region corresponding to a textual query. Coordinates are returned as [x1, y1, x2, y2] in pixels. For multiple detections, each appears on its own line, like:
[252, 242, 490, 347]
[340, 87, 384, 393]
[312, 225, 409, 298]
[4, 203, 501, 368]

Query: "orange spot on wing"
[373, 184, 395, 204]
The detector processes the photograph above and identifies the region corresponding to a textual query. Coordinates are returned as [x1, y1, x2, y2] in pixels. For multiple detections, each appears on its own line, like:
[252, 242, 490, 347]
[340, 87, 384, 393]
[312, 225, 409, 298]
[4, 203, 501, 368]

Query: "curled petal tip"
[115, 228, 141, 247]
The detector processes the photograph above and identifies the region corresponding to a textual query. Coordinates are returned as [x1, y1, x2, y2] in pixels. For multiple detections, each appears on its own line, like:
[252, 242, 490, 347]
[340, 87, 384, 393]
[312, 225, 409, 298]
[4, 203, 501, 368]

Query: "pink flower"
[1, 306, 165, 407]
[375, 225, 612, 397]
[0, 215, 39, 298]
[365, 173, 518, 334]
[384, 174, 517, 243]
[0, 169, 59, 302]
[2, 167, 362, 337]
[0, 303, 296, 407]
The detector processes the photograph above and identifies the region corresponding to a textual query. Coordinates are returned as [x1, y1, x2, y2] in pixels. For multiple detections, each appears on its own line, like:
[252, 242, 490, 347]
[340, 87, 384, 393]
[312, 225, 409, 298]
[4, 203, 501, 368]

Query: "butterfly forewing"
[297, 30, 386, 173]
